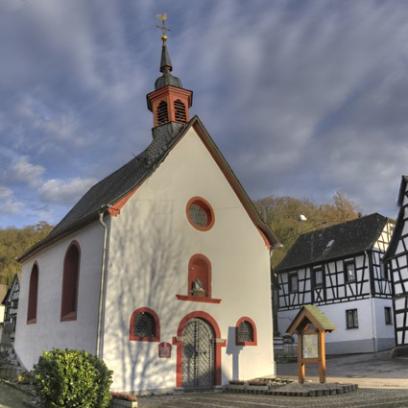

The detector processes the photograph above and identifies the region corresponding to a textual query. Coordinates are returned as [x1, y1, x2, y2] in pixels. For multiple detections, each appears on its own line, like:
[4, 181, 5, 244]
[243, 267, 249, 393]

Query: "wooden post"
[297, 334, 305, 384]
[318, 330, 326, 383]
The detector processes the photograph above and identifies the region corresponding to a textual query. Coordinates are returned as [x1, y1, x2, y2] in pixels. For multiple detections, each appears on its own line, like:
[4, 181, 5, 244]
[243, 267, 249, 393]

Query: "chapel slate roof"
[19, 116, 280, 262]
[276, 213, 389, 272]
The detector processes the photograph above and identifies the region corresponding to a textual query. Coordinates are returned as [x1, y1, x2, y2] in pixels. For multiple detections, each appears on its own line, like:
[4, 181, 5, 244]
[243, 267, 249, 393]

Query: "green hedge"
[33, 349, 113, 408]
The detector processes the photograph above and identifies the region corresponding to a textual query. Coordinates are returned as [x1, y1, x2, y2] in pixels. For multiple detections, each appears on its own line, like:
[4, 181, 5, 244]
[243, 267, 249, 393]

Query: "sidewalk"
[277, 351, 408, 388]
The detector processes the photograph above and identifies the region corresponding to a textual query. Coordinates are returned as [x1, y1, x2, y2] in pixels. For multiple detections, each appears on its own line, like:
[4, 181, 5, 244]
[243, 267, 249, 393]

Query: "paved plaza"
[141, 389, 408, 408]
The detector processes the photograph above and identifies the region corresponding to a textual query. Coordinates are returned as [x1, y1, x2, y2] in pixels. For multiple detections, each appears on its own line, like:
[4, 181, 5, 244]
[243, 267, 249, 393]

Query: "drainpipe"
[96, 206, 110, 358]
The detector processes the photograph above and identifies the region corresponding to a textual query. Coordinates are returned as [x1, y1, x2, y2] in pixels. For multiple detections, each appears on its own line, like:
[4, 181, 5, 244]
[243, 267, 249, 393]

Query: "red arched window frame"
[61, 241, 80, 322]
[129, 307, 160, 342]
[27, 263, 39, 324]
[235, 316, 257, 346]
[186, 197, 215, 231]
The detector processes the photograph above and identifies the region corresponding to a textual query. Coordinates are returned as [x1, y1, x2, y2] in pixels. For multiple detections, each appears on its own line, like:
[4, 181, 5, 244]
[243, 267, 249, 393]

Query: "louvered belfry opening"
[174, 99, 187, 122]
[157, 100, 169, 125]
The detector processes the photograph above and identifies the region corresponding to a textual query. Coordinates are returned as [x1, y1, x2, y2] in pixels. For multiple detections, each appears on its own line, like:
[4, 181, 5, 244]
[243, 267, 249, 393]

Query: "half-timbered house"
[384, 176, 408, 355]
[0, 275, 20, 349]
[276, 213, 395, 354]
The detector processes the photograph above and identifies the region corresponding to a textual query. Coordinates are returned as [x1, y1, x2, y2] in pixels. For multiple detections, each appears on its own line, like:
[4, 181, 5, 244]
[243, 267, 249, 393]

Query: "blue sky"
[1, 0, 407, 228]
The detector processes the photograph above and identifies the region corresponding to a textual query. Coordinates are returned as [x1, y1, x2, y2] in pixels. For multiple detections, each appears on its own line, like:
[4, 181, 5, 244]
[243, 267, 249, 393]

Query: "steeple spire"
[146, 14, 193, 131]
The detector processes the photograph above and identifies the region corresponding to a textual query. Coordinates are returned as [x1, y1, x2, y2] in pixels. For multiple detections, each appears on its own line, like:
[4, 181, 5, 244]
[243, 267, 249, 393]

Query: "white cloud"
[39, 177, 96, 204]
[0, 186, 24, 214]
[9, 156, 45, 187]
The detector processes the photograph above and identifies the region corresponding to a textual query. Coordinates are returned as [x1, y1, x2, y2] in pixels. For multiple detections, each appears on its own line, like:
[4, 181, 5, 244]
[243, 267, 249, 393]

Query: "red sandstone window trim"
[60, 241, 81, 322]
[27, 262, 39, 324]
[235, 316, 257, 346]
[186, 196, 215, 231]
[129, 307, 160, 342]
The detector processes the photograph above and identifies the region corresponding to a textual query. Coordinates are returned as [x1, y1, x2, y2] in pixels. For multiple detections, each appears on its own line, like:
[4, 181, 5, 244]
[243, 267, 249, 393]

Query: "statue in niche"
[191, 278, 206, 297]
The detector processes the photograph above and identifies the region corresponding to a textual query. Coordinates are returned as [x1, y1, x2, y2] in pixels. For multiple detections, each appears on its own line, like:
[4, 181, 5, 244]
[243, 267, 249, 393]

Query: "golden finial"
[156, 13, 170, 43]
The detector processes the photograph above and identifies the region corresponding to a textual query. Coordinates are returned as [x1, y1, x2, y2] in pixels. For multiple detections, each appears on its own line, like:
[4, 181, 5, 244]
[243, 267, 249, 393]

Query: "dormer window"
[174, 99, 187, 122]
[157, 100, 169, 125]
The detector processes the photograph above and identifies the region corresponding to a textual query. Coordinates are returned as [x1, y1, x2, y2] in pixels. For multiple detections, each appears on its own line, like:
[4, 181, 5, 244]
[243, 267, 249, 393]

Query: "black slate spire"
[160, 42, 172, 73]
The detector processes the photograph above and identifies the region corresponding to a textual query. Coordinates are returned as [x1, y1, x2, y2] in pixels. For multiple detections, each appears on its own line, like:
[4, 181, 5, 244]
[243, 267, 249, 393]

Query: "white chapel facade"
[14, 34, 279, 392]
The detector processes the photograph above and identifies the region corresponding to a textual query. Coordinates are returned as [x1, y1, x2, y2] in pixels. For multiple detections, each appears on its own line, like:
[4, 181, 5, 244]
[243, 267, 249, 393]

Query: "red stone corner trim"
[129, 307, 160, 342]
[235, 316, 258, 346]
[186, 196, 215, 231]
[175, 311, 225, 388]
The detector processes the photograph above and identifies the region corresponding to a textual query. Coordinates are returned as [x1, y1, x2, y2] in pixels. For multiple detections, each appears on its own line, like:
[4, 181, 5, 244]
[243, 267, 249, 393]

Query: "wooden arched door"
[182, 318, 215, 388]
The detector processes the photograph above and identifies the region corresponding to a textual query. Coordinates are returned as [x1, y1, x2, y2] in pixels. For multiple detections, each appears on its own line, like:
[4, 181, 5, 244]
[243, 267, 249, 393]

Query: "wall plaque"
[158, 342, 172, 358]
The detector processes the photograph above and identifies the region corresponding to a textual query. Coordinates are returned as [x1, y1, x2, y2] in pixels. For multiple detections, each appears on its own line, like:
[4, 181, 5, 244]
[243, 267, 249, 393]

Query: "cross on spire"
[156, 14, 170, 44]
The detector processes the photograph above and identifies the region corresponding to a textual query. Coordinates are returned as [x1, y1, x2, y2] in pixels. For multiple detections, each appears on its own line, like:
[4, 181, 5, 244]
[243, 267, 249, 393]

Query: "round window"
[186, 197, 214, 231]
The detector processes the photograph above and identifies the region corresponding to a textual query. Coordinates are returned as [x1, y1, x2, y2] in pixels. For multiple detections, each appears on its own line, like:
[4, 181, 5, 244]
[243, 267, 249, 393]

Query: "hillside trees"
[257, 192, 360, 268]
[0, 221, 52, 285]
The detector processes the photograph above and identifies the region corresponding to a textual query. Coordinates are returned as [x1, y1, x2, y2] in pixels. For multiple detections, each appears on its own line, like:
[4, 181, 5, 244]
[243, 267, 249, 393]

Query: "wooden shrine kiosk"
[286, 305, 335, 384]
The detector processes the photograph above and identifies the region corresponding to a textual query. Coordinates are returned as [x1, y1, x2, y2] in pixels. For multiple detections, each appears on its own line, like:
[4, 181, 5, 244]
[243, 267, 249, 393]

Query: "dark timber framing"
[277, 214, 394, 312]
[384, 176, 408, 352]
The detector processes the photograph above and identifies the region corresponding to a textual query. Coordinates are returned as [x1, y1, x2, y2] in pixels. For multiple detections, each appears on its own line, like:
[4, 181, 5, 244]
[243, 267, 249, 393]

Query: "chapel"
[14, 27, 279, 392]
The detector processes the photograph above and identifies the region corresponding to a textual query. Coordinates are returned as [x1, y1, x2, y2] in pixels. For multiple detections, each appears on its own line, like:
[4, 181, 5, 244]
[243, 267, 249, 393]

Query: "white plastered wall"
[14, 222, 105, 369]
[103, 126, 274, 392]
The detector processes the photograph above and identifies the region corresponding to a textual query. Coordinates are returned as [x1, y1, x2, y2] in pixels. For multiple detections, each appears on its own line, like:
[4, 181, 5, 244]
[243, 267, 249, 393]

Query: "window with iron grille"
[174, 99, 187, 122]
[134, 312, 156, 338]
[346, 309, 358, 329]
[157, 101, 169, 125]
[385, 307, 392, 325]
[129, 307, 160, 342]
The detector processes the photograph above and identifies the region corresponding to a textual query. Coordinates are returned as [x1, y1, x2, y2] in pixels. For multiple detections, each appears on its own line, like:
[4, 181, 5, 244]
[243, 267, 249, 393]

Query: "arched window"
[174, 99, 187, 122]
[61, 242, 80, 321]
[188, 254, 211, 298]
[236, 317, 257, 346]
[129, 307, 160, 342]
[27, 263, 39, 324]
[157, 100, 169, 125]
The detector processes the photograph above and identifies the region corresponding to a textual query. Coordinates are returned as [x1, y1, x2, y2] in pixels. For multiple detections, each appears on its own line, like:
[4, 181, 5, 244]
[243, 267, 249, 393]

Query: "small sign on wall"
[158, 342, 172, 358]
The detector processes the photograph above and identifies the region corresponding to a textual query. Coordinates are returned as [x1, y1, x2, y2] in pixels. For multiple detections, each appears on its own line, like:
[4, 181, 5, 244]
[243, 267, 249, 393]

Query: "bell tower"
[146, 15, 193, 128]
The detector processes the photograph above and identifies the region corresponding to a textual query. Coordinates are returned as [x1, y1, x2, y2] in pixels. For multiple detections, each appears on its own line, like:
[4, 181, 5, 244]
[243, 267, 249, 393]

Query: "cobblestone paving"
[140, 389, 408, 408]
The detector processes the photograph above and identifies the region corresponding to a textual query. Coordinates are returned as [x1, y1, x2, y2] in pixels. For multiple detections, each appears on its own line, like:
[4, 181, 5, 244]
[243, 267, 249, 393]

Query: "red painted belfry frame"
[129, 307, 160, 342]
[186, 197, 215, 232]
[235, 316, 258, 346]
[174, 311, 226, 388]
[60, 241, 81, 322]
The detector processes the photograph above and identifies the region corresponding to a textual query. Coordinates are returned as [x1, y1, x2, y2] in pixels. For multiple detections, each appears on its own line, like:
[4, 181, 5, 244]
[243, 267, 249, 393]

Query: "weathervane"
[156, 13, 170, 44]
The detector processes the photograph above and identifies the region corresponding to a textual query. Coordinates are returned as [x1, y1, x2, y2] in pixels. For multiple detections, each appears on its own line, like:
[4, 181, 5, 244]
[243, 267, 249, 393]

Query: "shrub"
[32, 349, 113, 408]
